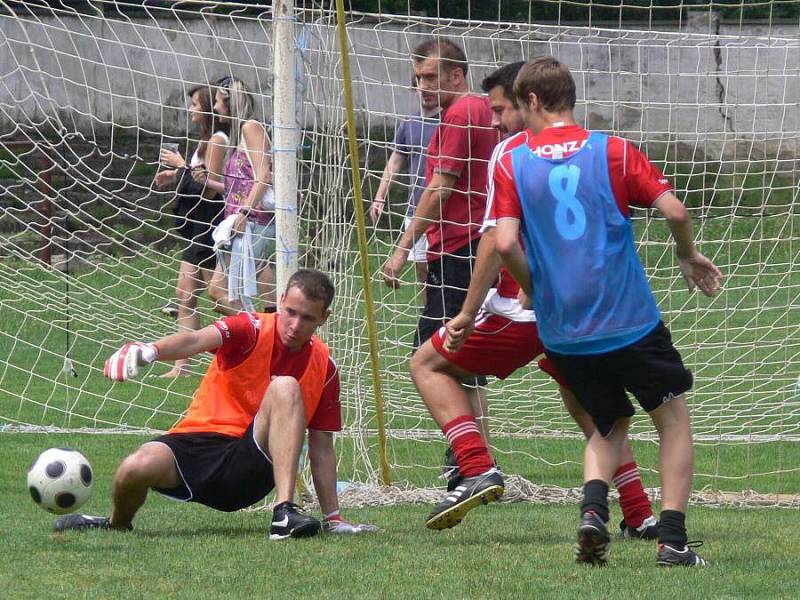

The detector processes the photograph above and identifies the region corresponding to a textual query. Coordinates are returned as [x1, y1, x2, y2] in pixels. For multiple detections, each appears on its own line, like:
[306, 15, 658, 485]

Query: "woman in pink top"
[208, 76, 276, 314]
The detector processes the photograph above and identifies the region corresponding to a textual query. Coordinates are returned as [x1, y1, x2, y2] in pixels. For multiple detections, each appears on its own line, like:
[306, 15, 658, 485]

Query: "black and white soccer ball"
[27, 448, 94, 514]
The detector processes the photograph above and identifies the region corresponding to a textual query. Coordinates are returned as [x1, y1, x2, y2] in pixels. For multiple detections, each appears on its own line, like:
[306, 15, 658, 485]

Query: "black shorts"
[546, 321, 693, 437]
[180, 221, 217, 270]
[416, 238, 487, 387]
[152, 420, 274, 512]
[174, 190, 223, 270]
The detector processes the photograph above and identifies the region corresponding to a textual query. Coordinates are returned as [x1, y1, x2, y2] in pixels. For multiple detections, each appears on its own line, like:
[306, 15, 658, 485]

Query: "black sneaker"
[53, 514, 111, 532]
[620, 515, 658, 540]
[269, 501, 320, 540]
[575, 511, 610, 566]
[656, 541, 708, 567]
[426, 468, 504, 530]
[159, 302, 178, 318]
[440, 445, 460, 483]
[442, 448, 501, 493]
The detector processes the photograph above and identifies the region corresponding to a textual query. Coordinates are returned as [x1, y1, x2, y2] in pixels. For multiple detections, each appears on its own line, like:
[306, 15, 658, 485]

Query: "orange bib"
[170, 313, 329, 437]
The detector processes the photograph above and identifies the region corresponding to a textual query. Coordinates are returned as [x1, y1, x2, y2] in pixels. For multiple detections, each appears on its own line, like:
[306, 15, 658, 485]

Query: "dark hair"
[187, 83, 229, 160]
[286, 269, 335, 311]
[481, 61, 526, 106]
[513, 56, 576, 112]
[412, 38, 468, 77]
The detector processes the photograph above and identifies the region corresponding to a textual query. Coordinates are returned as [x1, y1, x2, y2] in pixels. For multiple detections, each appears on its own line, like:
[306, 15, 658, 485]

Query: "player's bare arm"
[308, 428, 378, 534]
[495, 217, 532, 297]
[371, 150, 408, 224]
[444, 229, 503, 353]
[382, 171, 457, 288]
[308, 429, 339, 515]
[653, 193, 723, 297]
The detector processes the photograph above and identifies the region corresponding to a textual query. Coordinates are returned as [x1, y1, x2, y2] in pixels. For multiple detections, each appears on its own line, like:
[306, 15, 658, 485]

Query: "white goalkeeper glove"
[104, 342, 160, 382]
[322, 514, 379, 535]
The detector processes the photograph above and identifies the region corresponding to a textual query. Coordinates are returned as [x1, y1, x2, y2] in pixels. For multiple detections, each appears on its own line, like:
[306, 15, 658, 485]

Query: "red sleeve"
[492, 152, 523, 220]
[211, 312, 259, 371]
[608, 137, 672, 213]
[307, 357, 342, 432]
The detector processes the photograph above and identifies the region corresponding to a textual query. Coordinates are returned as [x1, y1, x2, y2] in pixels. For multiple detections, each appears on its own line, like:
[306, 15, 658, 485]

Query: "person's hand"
[191, 167, 208, 185]
[154, 169, 177, 190]
[160, 148, 185, 169]
[382, 248, 408, 289]
[369, 197, 385, 224]
[322, 517, 379, 534]
[232, 212, 249, 236]
[444, 311, 475, 354]
[517, 288, 532, 309]
[677, 251, 723, 297]
[104, 343, 159, 382]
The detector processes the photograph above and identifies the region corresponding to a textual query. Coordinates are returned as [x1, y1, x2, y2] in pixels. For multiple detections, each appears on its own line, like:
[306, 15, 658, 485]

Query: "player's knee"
[115, 449, 161, 487]
[650, 394, 690, 431]
[409, 347, 429, 381]
[410, 341, 445, 380]
[263, 376, 304, 414]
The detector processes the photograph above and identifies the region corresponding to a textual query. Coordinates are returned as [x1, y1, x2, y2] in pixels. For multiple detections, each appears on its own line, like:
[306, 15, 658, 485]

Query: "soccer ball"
[27, 448, 94, 514]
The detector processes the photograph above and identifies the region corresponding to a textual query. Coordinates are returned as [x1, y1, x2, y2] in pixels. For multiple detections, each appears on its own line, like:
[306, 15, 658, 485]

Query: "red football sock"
[443, 415, 493, 477]
[613, 461, 653, 529]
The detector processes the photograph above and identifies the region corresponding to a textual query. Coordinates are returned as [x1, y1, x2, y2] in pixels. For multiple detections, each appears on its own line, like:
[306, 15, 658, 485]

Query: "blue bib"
[511, 132, 660, 354]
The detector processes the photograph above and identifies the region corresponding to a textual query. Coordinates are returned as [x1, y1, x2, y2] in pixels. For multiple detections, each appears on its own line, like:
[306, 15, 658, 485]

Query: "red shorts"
[431, 313, 568, 387]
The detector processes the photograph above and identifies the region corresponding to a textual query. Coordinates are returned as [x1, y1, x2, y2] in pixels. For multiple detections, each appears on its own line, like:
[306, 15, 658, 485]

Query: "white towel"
[212, 214, 257, 311]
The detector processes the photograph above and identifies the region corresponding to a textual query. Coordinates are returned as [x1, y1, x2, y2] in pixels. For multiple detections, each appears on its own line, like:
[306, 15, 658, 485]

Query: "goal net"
[1, 0, 798, 508]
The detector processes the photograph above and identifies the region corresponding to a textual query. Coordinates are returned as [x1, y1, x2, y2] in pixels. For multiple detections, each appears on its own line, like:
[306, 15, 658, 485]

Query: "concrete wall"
[1, 10, 798, 160]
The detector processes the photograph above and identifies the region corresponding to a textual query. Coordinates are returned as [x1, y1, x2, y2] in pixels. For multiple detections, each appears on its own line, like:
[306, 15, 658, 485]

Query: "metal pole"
[272, 0, 299, 293]
[39, 149, 53, 266]
[334, 0, 392, 485]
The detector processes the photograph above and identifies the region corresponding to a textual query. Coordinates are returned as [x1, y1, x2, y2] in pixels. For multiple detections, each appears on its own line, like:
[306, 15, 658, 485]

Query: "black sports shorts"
[546, 321, 693, 437]
[152, 420, 274, 512]
[415, 238, 487, 387]
[180, 221, 217, 270]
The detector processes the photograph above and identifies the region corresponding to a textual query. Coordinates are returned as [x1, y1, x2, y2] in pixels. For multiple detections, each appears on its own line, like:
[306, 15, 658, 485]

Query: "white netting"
[1, 1, 798, 506]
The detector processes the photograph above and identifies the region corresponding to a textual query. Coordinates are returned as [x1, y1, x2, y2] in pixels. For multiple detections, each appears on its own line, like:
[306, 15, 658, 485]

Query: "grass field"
[4, 434, 800, 599]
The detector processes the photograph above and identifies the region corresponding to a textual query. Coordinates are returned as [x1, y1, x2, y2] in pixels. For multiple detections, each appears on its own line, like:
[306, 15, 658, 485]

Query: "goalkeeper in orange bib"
[412, 62, 660, 539]
[54, 269, 377, 539]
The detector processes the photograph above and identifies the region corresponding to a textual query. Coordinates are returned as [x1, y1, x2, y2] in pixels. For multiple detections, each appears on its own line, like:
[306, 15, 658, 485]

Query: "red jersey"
[487, 126, 673, 297]
[212, 312, 341, 432]
[424, 94, 497, 259]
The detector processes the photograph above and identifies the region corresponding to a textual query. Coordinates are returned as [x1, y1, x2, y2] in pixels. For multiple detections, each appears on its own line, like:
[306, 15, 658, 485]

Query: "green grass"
[2, 434, 800, 599]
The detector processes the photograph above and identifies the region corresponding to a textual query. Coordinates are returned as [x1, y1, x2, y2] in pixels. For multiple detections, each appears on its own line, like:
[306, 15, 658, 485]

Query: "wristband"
[238, 207, 252, 217]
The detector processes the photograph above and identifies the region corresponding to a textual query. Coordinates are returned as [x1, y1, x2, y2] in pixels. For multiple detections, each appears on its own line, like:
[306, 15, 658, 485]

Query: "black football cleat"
[656, 541, 708, 567]
[269, 501, 320, 540]
[426, 468, 504, 530]
[575, 511, 610, 566]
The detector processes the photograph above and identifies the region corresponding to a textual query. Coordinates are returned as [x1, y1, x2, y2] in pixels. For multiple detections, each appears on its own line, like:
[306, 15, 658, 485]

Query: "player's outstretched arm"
[308, 429, 378, 534]
[654, 193, 723, 297]
[103, 326, 223, 382]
